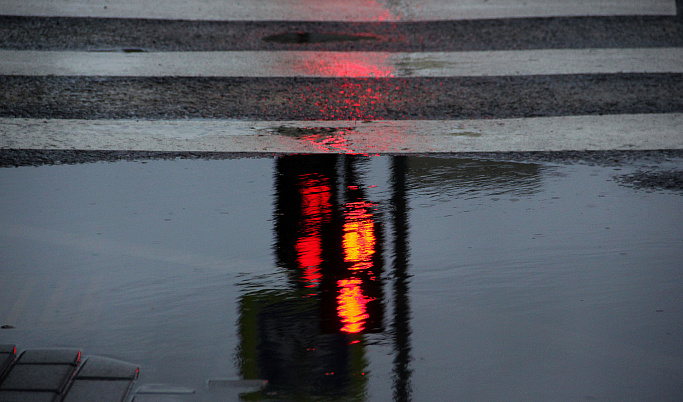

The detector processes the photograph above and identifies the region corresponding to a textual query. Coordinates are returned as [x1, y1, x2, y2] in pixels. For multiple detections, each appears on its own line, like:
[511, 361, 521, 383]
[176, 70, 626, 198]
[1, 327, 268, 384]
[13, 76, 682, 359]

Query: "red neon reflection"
[342, 201, 377, 270]
[337, 278, 374, 333]
[297, 129, 354, 153]
[294, 52, 394, 121]
[295, 53, 394, 78]
[295, 174, 332, 288]
[295, 235, 323, 286]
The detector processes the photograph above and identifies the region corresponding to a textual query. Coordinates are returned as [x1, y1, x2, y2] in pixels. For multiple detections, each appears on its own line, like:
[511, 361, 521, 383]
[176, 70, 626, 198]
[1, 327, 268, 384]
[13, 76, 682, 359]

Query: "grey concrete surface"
[0, 348, 80, 397]
[76, 356, 139, 379]
[15, 348, 81, 364]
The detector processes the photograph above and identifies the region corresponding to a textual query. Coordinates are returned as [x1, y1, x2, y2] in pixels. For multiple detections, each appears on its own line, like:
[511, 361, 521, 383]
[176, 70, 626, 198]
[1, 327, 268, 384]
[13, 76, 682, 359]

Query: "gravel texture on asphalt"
[1, 15, 681, 51]
[2, 74, 682, 120]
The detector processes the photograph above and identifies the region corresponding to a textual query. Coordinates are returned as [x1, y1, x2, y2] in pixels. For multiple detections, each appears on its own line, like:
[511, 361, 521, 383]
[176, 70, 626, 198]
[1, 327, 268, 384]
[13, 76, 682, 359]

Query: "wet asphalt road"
[1, 74, 682, 120]
[1, 15, 682, 51]
[1, 13, 682, 122]
[1, 9, 682, 176]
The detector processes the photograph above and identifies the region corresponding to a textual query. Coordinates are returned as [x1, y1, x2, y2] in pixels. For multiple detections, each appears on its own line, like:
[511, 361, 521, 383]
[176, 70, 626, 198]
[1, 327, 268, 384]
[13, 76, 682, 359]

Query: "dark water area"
[1, 154, 681, 401]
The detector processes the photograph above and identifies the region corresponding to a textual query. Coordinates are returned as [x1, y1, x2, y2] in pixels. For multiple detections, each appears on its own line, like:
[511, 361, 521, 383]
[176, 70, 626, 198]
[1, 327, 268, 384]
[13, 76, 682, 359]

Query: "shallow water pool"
[1, 154, 681, 401]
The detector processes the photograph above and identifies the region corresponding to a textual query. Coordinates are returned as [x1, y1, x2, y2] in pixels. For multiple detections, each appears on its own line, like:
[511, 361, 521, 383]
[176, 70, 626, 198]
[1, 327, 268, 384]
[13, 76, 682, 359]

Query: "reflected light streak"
[299, 132, 354, 153]
[317, 80, 391, 121]
[287, 52, 399, 121]
[295, 174, 332, 288]
[294, 53, 394, 78]
[337, 278, 374, 334]
[295, 235, 323, 286]
[337, 199, 377, 333]
[343, 201, 377, 270]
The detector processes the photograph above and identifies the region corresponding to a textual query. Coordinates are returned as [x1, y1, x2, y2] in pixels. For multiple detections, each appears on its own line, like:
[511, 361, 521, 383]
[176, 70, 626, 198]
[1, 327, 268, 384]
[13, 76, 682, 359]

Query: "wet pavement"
[2, 1, 682, 400]
[3, 75, 682, 120]
[1, 153, 681, 401]
[3, 15, 682, 52]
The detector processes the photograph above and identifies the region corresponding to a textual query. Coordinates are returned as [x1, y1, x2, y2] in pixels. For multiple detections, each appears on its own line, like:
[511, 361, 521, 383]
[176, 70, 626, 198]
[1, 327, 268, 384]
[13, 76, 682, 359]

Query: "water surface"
[1, 155, 681, 401]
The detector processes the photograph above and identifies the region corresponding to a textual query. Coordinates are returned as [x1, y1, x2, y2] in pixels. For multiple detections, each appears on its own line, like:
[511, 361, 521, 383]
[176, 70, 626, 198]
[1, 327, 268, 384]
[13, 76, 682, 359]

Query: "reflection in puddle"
[236, 155, 541, 399]
[337, 277, 373, 334]
[238, 155, 387, 400]
[3, 154, 680, 400]
[342, 200, 377, 272]
[295, 172, 331, 289]
[407, 156, 543, 200]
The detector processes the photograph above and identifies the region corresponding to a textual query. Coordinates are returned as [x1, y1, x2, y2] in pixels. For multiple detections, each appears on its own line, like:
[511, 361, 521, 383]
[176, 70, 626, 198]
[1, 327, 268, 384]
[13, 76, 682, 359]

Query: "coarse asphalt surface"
[1, 15, 681, 51]
[2, 75, 682, 120]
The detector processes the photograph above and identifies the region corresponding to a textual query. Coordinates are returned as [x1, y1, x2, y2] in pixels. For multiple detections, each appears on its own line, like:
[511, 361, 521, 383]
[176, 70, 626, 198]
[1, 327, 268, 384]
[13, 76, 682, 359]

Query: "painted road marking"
[2, 114, 681, 153]
[3, 48, 682, 78]
[0, 0, 676, 21]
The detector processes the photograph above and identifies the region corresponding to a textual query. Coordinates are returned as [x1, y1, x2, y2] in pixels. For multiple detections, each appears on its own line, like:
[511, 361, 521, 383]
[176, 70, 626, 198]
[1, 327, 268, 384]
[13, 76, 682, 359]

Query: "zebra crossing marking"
[3, 114, 681, 152]
[0, 0, 676, 21]
[3, 48, 682, 77]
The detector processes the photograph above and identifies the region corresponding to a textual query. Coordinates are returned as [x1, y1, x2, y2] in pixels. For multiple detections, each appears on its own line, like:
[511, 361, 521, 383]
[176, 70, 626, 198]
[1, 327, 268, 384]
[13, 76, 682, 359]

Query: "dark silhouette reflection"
[406, 157, 542, 200]
[238, 154, 396, 400]
[235, 155, 542, 400]
[390, 156, 412, 402]
[272, 155, 385, 335]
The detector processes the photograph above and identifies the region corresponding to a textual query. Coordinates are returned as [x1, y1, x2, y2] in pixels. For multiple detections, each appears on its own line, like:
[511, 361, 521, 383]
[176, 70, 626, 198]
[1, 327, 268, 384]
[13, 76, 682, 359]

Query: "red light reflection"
[292, 167, 380, 333]
[294, 53, 394, 78]
[297, 129, 354, 153]
[295, 173, 332, 288]
[294, 52, 395, 121]
[315, 81, 389, 121]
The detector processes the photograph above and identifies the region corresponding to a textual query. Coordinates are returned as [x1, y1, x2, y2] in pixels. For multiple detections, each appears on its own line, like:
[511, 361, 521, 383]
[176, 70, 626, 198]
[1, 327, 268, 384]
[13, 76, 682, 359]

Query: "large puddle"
[0, 155, 681, 400]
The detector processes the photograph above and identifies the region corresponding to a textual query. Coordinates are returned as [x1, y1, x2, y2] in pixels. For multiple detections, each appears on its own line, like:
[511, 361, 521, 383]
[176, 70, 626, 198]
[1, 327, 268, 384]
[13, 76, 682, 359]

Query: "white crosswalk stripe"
[4, 48, 683, 77]
[0, 0, 676, 21]
[2, 115, 682, 153]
